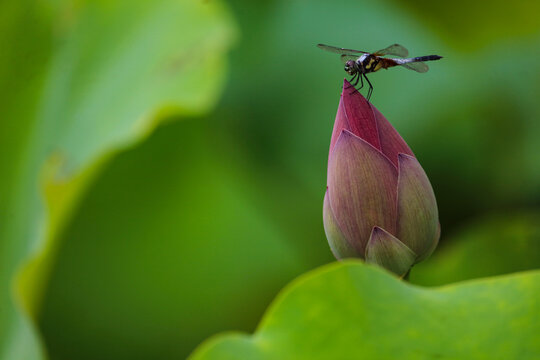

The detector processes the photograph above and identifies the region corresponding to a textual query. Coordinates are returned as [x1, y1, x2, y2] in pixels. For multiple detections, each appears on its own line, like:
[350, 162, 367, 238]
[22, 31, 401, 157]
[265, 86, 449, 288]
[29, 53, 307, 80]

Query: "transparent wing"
[340, 54, 358, 64]
[317, 43, 368, 55]
[374, 44, 409, 57]
[399, 61, 429, 73]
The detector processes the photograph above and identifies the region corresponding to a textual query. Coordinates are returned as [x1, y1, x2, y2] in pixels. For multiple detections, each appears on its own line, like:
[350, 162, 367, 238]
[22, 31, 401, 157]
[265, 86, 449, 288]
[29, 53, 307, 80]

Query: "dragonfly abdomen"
[394, 55, 442, 65]
[411, 55, 442, 62]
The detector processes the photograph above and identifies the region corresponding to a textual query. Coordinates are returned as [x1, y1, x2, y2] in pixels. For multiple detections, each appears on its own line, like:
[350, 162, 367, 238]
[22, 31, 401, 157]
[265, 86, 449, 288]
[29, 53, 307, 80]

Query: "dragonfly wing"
[374, 44, 409, 57]
[399, 61, 429, 73]
[340, 54, 358, 64]
[317, 43, 368, 55]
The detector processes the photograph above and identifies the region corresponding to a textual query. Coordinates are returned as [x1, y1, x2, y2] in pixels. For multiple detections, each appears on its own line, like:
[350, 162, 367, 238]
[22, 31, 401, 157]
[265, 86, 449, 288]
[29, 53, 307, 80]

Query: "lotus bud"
[323, 80, 440, 277]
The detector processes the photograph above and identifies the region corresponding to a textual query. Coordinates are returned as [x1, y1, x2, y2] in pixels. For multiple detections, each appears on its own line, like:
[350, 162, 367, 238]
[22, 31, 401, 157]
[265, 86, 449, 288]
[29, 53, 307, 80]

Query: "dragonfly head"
[344, 60, 357, 75]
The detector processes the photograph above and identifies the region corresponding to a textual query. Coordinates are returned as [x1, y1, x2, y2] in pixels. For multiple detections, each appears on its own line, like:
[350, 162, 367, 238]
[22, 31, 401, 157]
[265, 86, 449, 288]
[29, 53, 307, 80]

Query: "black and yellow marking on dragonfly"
[360, 54, 384, 73]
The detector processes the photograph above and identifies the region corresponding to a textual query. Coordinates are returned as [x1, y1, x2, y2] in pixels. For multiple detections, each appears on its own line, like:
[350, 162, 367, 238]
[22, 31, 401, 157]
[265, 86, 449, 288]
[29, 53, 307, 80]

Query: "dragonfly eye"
[344, 60, 356, 75]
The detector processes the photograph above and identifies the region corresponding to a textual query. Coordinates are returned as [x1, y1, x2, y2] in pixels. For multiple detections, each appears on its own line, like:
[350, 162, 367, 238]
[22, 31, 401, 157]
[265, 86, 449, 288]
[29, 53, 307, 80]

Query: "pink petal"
[330, 80, 414, 169]
[327, 130, 399, 256]
[396, 154, 440, 262]
[328, 97, 350, 158]
[323, 189, 360, 259]
[329, 79, 381, 155]
[373, 107, 415, 167]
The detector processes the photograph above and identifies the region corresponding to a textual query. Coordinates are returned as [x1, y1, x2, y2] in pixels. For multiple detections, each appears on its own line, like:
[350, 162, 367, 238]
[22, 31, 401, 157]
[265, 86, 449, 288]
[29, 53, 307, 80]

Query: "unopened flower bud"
[323, 80, 440, 277]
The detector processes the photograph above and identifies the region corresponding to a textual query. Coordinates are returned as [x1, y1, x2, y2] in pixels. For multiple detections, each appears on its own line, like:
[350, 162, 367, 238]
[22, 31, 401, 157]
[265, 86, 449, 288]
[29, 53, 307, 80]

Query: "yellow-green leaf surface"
[395, 0, 540, 49]
[190, 261, 540, 360]
[0, 0, 237, 358]
[411, 213, 540, 286]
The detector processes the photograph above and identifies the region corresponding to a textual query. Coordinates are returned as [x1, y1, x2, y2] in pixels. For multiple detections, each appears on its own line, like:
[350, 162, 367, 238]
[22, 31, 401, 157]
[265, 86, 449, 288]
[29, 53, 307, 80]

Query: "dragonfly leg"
[358, 73, 364, 89]
[346, 74, 360, 95]
[353, 73, 361, 87]
[346, 74, 357, 89]
[363, 74, 373, 101]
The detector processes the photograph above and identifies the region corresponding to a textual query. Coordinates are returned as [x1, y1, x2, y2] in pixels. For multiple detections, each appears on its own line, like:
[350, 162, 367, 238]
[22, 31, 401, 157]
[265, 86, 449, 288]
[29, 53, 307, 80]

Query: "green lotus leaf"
[190, 261, 540, 360]
[0, 0, 237, 358]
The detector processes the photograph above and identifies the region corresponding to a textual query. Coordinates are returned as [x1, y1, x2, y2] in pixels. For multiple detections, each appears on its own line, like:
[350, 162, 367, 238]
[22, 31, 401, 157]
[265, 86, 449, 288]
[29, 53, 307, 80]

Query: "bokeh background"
[1, 0, 539, 359]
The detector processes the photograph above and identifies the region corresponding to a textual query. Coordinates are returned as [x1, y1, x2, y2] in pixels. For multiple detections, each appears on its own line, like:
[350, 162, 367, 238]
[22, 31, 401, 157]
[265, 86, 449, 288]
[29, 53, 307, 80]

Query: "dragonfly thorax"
[358, 53, 369, 63]
[357, 54, 380, 74]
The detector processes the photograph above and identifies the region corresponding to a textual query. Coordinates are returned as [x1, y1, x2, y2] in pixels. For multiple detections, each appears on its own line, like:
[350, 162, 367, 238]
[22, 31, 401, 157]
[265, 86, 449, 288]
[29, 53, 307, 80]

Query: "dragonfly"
[317, 43, 442, 100]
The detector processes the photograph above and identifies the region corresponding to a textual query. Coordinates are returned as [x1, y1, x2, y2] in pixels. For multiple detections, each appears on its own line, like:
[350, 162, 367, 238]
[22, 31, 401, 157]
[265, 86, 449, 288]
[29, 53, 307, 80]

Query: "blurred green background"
[1, 0, 539, 359]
